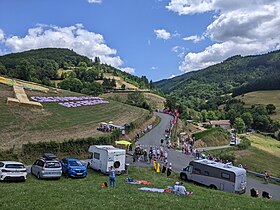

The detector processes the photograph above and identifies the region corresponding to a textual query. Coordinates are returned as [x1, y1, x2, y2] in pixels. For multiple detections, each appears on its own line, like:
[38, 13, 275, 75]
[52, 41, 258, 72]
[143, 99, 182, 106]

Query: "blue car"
[60, 158, 87, 178]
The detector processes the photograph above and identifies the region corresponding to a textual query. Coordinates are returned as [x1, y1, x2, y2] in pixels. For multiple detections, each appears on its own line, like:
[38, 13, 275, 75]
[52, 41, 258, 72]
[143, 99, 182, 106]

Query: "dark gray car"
[31, 154, 62, 179]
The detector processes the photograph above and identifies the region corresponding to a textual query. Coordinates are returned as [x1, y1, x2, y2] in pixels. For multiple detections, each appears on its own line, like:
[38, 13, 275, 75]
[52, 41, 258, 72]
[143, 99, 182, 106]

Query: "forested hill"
[0, 48, 152, 92]
[154, 50, 280, 103]
[0, 48, 92, 69]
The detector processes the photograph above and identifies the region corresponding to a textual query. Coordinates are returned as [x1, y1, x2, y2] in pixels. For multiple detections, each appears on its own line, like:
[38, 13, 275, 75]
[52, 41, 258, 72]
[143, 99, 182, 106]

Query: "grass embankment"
[236, 134, 280, 177]
[209, 134, 280, 177]
[101, 92, 166, 110]
[193, 127, 229, 147]
[0, 84, 149, 150]
[0, 167, 279, 210]
[236, 90, 280, 120]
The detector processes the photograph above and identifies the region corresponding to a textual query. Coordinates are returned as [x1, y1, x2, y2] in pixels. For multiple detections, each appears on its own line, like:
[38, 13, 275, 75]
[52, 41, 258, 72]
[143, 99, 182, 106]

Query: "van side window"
[193, 168, 201, 174]
[221, 172, 230, 180]
[94, 152, 100, 160]
[204, 171, 209, 176]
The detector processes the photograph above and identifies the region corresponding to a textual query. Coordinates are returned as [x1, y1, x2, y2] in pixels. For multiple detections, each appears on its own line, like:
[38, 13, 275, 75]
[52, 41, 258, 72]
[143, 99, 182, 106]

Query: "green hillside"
[0, 83, 149, 150]
[0, 48, 152, 93]
[1, 167, 279, 210]
[236, 90, 280, 120]
[154, 50, 280, 110]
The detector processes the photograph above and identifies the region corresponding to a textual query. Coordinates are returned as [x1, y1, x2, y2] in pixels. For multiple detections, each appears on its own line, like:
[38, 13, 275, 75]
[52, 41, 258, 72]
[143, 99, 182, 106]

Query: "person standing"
[264, 171, 270, 184]
[162, 161, 167, 173]
[167, 162, 172, 178]
[109, 166, 116, 188]
[160, 138, 164, 146]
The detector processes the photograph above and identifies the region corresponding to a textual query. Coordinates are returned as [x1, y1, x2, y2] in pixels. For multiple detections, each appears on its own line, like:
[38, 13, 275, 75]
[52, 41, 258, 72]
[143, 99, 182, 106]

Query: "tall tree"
[241, 112, 253, 129]
[266, 104, 276, 115]
[234, 117, 246, 134]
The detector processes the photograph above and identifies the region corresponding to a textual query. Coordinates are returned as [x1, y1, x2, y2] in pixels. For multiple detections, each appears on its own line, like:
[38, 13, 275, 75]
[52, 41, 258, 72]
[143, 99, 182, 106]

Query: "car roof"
[64, 158, 79, 161]
[38, 157, 59, 162]
[1, 161, 24, 165]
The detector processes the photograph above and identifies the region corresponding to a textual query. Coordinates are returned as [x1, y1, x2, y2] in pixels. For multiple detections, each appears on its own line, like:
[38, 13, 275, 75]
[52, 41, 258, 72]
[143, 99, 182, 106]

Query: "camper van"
[180, 159, 246, 194]
[87, 145, 126, 174]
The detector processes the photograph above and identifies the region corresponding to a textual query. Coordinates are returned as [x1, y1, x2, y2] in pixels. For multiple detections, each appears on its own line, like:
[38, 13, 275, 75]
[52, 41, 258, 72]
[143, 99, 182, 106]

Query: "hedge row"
[21, 111, 153, 157]
[22, 129, 121, 156]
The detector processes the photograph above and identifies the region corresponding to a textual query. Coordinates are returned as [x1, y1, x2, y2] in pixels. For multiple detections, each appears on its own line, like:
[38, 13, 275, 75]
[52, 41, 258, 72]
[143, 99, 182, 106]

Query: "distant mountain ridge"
[154, 50, 280, 100]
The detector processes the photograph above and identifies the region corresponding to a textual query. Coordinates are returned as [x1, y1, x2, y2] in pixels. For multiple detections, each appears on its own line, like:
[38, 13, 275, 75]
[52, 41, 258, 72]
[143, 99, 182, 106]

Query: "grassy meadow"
[236, 90, 280, 120]
[208, 134, 280, 177]
[0, 84, 149, 150]
[0, 167, 279, 210]
[236, 134, 280, 177]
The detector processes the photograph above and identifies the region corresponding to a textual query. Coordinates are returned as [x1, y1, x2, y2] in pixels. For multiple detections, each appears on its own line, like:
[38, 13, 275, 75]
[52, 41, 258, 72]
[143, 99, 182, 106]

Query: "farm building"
[210, 120, 231, 130]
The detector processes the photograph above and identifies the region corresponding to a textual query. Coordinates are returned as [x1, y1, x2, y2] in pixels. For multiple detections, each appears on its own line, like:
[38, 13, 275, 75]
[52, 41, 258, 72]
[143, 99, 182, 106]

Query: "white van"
[180, 159, 246, 194]
[87, 145, 126, 174]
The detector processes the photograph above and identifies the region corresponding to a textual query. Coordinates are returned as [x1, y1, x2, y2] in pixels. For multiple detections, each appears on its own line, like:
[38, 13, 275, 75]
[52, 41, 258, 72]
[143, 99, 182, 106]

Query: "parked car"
[0, 161, 27, 181]
[60, 158, 87, 178]
[31, 153, 62, 179]
[230, 139, 237, 146]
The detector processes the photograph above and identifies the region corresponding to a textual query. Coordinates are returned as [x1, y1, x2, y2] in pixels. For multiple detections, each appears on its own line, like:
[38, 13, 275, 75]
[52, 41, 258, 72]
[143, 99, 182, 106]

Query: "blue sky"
[0, 0, 279, 81]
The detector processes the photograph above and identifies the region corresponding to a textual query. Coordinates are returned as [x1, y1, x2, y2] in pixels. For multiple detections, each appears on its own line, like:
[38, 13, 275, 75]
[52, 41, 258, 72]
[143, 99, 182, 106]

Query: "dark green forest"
[159, 50, 280, 134]
[155, 50, 280, 110]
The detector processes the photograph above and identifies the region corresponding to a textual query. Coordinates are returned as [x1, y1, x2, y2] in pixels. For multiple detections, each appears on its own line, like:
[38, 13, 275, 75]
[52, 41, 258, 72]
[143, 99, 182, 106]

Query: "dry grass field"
[236, 90, 280, 120]
[0, 84, 149, 150]
[101, 92, 166, 110]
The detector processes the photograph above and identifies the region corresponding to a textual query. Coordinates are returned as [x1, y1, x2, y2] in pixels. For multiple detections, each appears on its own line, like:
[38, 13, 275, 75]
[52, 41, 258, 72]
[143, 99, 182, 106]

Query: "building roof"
[210, 120, 230, 125]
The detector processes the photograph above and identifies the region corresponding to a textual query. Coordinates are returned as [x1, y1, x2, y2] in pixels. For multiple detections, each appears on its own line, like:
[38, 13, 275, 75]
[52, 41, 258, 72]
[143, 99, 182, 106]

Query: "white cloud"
[166, 0, 216, 15]
[120, 67, 135, 74]
[0, 29, 4, 41]
[87, 0, 103, 4]
[167, 0, 280, 72]
[154, 29, 171, 40]
[183, 35, 204, 43]
[171, 46, 188, 58]
[4, 24, 124, 68]
[151, 66, 158, 70]
[169, 74, 180, 79]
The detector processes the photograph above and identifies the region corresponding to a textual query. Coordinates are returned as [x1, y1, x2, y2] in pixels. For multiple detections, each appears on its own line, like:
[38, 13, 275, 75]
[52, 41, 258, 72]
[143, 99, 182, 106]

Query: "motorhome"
[87, 145, 126, 174]
[180, 159, 246, 194]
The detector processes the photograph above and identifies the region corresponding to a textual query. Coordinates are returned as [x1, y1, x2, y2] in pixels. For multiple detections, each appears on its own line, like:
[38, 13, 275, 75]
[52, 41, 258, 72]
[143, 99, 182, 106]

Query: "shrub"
[237, 138, 251, 150]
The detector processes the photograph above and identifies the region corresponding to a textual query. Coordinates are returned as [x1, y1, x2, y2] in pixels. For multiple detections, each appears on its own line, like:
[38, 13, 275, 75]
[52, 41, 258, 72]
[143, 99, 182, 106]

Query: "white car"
[0, 161, 27, 181]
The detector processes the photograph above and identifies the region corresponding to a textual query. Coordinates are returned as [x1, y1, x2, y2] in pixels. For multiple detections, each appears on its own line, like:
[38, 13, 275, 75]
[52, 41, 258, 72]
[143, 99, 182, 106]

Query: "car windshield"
[46, 162, 60, 168]
[69, 160, 83, 166]
[6, 164, 25, 169]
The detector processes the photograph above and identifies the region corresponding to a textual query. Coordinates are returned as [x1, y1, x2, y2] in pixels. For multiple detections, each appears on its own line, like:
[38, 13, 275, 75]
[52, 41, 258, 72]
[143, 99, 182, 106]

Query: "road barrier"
[247, 170, 280, 182]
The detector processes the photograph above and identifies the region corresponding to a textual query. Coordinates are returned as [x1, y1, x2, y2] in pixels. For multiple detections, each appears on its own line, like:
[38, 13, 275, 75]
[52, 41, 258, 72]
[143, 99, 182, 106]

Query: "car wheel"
[37, 172, 41, 179]
[180, 173, 188, 181]
[209, 185, 217, 190]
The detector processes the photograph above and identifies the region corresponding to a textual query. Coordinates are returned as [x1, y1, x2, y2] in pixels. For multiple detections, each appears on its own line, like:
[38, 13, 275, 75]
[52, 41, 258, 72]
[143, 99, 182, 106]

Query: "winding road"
[129, 112, 280, 200]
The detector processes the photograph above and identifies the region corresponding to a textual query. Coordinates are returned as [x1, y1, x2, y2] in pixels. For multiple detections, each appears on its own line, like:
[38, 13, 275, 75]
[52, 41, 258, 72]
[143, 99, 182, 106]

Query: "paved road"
[130, 112, 280, 200]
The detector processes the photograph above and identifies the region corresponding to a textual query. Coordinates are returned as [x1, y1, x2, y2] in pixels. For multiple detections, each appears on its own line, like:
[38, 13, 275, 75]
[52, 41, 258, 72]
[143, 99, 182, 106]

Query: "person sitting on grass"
[262, 191, 272, 199]
[250, 188, 259, 197]
[173, 182, 193, 195]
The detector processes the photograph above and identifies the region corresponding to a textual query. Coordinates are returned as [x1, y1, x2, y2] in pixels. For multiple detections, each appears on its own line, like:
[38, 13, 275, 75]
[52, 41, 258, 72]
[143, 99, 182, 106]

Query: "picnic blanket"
[138, 187, 164, 193]
[135, 180, 153, 185]
[126, 178, 152, 185]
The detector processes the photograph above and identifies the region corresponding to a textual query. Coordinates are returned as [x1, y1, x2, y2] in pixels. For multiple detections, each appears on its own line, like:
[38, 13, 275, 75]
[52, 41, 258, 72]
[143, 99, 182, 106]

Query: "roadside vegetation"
[193, 127, 229, 147]
[1, 167, 279, 210]
[208, 134, 280, 177]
